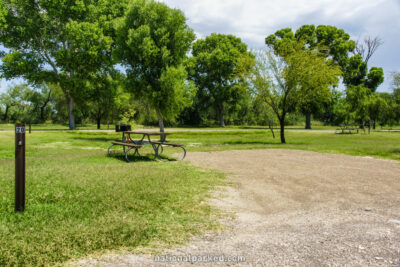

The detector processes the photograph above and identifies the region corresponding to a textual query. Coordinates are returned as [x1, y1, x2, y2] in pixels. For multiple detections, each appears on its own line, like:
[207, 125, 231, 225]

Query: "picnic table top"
[124, 131, 172, 136]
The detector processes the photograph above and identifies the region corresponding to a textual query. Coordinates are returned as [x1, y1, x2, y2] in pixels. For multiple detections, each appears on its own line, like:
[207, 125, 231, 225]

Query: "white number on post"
[16, 127, 25, 134]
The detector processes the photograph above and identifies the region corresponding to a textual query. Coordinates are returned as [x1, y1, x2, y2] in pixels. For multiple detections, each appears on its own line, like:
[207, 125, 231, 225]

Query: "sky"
[161, 0, 400, 92]
[1, 0, 399, 93]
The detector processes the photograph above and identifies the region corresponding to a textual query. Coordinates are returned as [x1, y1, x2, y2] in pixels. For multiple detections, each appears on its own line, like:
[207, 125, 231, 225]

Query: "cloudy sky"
[1, 0, 399, 93]
[161, 0, 400, 92]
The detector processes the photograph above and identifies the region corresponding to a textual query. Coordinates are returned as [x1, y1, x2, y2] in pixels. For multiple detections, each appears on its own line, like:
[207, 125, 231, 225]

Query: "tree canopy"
[114, 0, 196, 132]
[0, 0, 128, 129]
[0, 83, 24, 122]
[265, 25, 384, 128]
[0, 4, 396, 133]
[266, 25, 355, 66]
[266, 25, 384, 90]
[252, 45, 341, 143]
[189, 33, 254, 127]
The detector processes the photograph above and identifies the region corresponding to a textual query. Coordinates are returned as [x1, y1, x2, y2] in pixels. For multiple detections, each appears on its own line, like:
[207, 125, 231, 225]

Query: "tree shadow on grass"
[222, 140, 308, 145]
[390, 148, 400, 154]
[72, 137, 117, 143]
[107, 151, 179, 163]
[107, 153, 155, 163]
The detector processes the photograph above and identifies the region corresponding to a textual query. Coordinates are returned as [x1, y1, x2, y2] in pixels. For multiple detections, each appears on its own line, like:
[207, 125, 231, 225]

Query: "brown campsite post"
[15, 123, 26, 212]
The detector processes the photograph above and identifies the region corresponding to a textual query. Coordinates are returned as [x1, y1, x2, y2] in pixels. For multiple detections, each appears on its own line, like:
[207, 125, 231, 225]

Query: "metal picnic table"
[108, 131, 186, 162]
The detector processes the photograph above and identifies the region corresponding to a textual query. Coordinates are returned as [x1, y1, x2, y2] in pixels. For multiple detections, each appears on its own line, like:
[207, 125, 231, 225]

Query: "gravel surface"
[75, 149, 400, 267]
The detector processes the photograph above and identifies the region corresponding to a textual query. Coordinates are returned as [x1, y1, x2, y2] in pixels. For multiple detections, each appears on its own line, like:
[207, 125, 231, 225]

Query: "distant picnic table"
[108, 131, 186, 162]
[335, 124, 366, 134]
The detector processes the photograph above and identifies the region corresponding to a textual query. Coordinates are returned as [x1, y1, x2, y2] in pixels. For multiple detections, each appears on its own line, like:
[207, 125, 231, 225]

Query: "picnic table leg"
[180, 146, 187, 160]
[124, 146, 130, 162]
[154, 144, 186, 161]
[107, 144, 115, 156]
[124, 146, 139, 162]
[132, 134, 144, 157]
[148, 135, 160, 159]
[128, 133, 133, 143]
[154, 143, 162, 160]
[153, 142, 164, 155]
[121, 132, 126, 154]
[139, 134, 146, 144]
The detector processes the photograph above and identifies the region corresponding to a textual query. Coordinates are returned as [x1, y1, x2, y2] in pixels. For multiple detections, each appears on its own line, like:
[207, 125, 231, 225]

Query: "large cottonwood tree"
[265, 25, 384, 128]
[189, 33, 254, 127]
[0, 0, 128, 129]
[114, 0, 196, 133]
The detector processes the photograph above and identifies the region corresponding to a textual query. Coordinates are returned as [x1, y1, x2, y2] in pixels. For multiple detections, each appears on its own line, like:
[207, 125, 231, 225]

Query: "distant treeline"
[0, 0, 399, 143]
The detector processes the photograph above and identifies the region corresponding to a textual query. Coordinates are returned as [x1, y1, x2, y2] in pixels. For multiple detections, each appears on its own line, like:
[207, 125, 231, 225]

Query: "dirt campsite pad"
[77, 149, 400, 266]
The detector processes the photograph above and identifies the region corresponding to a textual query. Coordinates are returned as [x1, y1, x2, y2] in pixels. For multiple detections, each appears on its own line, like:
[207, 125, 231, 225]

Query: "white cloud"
[163, 0, 390, 42]
[1, 0, 399, 93]
[161, 0, 400, 91]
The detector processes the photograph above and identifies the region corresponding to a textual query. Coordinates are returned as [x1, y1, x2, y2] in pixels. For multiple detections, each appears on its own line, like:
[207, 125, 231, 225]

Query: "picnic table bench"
[108, 131, 186, 162]
[150, 141, 186, 159]
[108, 141, 142, 162]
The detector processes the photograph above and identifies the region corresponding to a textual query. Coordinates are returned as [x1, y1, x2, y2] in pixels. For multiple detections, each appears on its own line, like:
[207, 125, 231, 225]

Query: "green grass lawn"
[0, 131, 225, 266]
[0, 129, 399, 266]
[169, 129, 400, 161]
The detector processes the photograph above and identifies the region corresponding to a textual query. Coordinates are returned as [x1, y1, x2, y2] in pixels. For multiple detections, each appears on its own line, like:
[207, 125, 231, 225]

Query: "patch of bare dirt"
[75, 149, 400, 266]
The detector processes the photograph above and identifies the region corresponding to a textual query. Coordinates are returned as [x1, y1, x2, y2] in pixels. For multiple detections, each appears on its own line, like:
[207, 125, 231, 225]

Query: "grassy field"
[0, 129, 400, 266]
[0, 131, 226, 266]
[171, 130, 400, 160]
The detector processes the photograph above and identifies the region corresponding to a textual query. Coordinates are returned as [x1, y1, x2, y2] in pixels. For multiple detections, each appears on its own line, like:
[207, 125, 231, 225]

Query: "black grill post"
[15, 123, 26, 212]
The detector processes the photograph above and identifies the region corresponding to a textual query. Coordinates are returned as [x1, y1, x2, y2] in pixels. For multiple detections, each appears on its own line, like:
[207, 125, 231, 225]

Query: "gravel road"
[75, 149, 400, 267]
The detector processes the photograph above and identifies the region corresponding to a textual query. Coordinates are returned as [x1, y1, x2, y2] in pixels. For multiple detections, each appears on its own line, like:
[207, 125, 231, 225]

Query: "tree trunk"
[40, 91, 51, 122]
[156, 109, 165, 141]
[40, 106, 46, 122]
[219, 104, 225, 127]
[3, 106, 9, 122]
[156, 109, 165, 132]
[305, 112, 311, 129]
[268, 120, 275, 139]
[279, 115, 286, 144]
[96, 117, 101, 130]
[67, 97, 75, 130]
